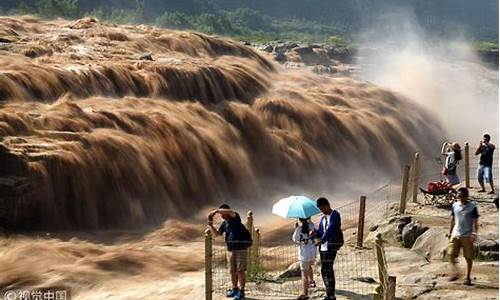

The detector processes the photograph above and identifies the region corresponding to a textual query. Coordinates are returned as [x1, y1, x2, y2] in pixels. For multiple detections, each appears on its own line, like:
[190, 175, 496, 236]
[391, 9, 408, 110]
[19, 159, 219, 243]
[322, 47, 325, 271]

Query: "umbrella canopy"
[272, 195, 320, 219]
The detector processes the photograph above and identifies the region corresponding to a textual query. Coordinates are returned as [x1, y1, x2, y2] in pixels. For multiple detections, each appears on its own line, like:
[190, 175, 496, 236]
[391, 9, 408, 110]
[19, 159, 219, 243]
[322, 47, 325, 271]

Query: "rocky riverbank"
[246, 41, 499, 74]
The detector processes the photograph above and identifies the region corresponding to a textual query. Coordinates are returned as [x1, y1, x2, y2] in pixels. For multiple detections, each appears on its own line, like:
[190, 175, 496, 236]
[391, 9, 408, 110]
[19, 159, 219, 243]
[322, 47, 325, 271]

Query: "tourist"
[208, 204, 252, 300]
[475, 133, 496, 194]
[448, 187, 479, 285]
[314, 197, 344, 300]
[441, 142, 462, 186]
[293, 218, 317, 300]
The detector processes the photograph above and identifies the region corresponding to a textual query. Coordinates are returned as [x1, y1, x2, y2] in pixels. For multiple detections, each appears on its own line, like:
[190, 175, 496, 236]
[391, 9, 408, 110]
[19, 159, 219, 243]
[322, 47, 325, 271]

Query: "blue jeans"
[478, 165, 493, 183]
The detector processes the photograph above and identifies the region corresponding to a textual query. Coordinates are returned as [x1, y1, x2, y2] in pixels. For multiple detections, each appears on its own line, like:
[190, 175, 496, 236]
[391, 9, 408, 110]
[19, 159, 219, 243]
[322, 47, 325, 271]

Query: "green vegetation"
[475, 41, 499, 52]
[1, 0, 498, 45]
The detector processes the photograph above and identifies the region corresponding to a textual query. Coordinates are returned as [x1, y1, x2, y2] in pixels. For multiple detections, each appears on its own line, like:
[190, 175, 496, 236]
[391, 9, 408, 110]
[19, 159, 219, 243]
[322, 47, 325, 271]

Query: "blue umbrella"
[272, 195, 320, 219]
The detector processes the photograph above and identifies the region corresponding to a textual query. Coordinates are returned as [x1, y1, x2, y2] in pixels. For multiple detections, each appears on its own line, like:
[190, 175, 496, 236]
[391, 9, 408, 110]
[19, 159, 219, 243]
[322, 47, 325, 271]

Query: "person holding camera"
[475, 133, 496, 194]
[441, 142, 462, 186]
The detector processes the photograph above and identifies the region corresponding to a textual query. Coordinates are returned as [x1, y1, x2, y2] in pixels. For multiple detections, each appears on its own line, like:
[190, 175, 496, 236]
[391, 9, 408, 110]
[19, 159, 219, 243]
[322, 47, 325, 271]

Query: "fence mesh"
[212, 242, 379, 299]
[208, 145, 498, 299]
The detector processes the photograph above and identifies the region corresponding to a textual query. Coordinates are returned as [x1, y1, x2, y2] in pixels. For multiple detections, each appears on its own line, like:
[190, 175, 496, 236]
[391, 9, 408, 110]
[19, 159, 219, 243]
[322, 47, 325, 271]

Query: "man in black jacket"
[314, 197, 343, 300]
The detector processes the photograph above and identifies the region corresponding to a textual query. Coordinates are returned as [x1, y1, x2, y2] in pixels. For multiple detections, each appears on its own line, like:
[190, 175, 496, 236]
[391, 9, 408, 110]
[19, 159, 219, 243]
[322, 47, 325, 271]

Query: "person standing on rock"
[448, 187, 479, 285]
[475, 133, 496, 194]
[441, 142, 462, 186]
[293, 217, 317, 300]
[208, 204, 252, 300]
[314, 197, 343, 300]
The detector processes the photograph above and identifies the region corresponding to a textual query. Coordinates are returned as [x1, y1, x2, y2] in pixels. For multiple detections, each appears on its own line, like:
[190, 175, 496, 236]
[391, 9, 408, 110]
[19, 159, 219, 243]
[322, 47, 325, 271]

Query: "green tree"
[155, 12, 192, 29]
[37, 0, 79, 18]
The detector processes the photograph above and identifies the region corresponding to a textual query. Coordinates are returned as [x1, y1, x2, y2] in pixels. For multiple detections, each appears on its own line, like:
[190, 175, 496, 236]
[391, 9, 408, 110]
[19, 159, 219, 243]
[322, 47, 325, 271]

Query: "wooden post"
[245, 211, 254, 233]
[411, 153, 420, 203]
[399, 165, 410, 214]
[464, 143, 470, 188]
[375, 233, 386, 298]
[357, 195, 366, 248]
[246, 211, 255, 268]
[255, 228, 260, 260]
[385, 276, 397, 300]
[205, 229, 213, 300]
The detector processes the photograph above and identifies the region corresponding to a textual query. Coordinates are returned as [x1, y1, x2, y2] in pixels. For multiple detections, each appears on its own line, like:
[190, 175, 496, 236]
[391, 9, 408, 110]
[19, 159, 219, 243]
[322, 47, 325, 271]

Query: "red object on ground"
[426, 180, 452, 194]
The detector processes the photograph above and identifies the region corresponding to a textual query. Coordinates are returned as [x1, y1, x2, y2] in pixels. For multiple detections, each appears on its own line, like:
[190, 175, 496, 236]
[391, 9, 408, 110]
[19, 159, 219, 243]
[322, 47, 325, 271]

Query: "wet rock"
[293, 46, 314, 55]
[278, 261, 301, 279]
[402, 221, 428, 248]
[139, 53, 154, 61]
[311, 65, 336, 75]
[257, 44, 273, 53]
[69, 17, 98, 29]
[283, 61, 304, 69]
[274, 52, 287, 62]
[326, 46, 355, 63]
[274, 42, 299, 53]
[23, 46, 53, 58]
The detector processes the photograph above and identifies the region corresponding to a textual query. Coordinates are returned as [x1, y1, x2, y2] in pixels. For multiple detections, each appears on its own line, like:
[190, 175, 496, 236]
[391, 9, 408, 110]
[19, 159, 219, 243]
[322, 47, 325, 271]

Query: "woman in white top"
[292, 218, 317, 300]
[441, 142, 462, 186]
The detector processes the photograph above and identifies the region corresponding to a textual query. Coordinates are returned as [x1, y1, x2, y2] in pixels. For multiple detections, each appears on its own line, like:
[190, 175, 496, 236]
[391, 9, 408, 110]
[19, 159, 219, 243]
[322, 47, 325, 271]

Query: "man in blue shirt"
[314, 197, 344, 300]
[208, 204, 252, 300]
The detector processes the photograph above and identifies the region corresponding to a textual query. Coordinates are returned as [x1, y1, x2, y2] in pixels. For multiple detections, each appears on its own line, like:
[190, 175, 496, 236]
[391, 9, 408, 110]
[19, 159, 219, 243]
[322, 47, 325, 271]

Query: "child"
[292, 218, 317, 300]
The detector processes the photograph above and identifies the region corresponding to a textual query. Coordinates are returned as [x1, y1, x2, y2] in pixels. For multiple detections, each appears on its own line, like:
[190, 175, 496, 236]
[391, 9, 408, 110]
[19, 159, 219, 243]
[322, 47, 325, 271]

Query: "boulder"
[283, 61, 304, 69]
[311, 65, 336, 75]
[326, 46, 356, 63]
[257, 44, 273, 53]
[476, 238, 499, 252]
[478, 251, 499, 261]
[278, 261, 301, 279]
[274, 42, 299, 53]
[388, 215, 412, 232]
[412, 228, 449, 260]
[402, 221, 429, 248]
[293, 46, 314, 55]
[273, 52, 287, 62]
[292, 47, 331, 65]
[369, 224, 379, 232]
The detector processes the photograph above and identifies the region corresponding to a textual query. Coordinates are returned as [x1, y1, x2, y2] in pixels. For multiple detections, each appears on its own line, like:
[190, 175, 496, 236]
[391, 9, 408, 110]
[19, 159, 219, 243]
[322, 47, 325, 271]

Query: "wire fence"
[212, 241, 380, 299]
[206, 143, 498, 299]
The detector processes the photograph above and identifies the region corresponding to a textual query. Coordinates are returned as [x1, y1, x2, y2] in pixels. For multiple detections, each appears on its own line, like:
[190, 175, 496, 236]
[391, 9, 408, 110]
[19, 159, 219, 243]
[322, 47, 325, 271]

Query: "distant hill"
[1, 0, 498, 42]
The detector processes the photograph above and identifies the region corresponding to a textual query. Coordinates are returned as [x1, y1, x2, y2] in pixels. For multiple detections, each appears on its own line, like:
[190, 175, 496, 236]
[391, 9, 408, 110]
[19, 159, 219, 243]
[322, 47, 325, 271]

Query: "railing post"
[246, 211, 255, 268]
[245, 211, 254, 233]
[205, 229, 213, 300]
[375, 233, 386, 299]
[357, 195, 366, 248]
[464, 142, 470, 188]
[411, 153, 420, 203]
[399, 165, 410, 214]
[385, 276, 397, 300]
[255, 228, 260, 260]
